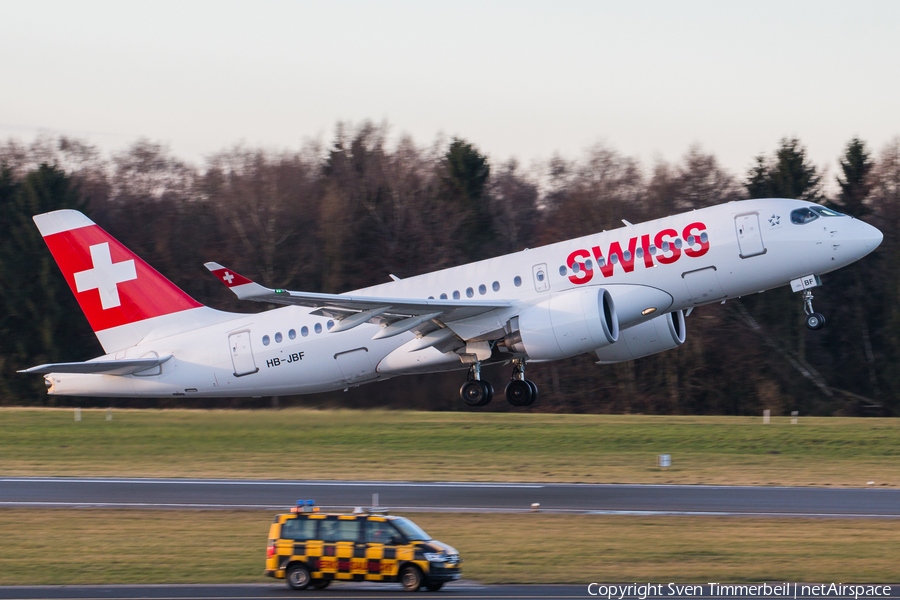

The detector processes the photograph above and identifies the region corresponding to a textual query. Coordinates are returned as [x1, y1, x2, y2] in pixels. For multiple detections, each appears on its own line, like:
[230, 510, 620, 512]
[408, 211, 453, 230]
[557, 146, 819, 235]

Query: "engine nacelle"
[593, 310, 686, 363]
[504, 287, 619, 361]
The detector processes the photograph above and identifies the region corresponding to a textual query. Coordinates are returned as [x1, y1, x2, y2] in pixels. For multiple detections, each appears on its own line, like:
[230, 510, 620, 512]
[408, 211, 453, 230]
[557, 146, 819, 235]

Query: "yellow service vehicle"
[265, 500, 462, 592]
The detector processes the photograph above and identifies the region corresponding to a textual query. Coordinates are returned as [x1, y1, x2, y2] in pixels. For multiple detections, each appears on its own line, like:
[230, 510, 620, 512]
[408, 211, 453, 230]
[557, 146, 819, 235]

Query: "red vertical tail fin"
[34, 210, 228, 353]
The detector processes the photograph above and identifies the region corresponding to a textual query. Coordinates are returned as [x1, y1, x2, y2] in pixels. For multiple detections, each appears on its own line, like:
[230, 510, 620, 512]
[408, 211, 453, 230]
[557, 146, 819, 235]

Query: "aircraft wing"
[20, 355, 173, 376]
[204, 263, 511, 340]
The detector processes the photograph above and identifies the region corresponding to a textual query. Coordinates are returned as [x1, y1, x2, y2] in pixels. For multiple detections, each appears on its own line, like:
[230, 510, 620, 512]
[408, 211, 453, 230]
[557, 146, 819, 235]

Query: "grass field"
[0, 408, 897, 486]
[0, 508, 897, 584]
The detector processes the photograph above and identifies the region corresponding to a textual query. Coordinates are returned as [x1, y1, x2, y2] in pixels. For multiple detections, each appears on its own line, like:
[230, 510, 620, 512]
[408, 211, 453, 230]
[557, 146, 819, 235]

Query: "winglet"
[204, 262, 271, 300]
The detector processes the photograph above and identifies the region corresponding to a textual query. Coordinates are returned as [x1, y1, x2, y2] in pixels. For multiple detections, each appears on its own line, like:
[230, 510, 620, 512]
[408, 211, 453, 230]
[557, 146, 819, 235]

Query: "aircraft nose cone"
[870, 223, 884, 248]
[862, 220, 883, 252]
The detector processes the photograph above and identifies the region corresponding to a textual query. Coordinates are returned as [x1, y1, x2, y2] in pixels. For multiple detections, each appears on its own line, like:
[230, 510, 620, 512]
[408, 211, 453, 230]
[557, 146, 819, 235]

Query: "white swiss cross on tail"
[73, 242, 137, 310]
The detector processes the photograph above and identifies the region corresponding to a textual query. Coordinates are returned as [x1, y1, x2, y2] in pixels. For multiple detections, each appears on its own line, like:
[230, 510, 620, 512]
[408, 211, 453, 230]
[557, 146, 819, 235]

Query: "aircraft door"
[228, 330, 258, 377]
[735, 213, 766, 258]
[532, 263, 550, 292]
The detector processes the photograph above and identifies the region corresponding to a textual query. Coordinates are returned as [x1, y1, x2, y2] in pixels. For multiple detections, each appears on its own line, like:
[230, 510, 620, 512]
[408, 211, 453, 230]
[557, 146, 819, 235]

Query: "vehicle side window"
[791, 208, 819, 224]
[365, 519, 394, 544]
[319, 518, 361, 542]
[281, 517, 317, 540]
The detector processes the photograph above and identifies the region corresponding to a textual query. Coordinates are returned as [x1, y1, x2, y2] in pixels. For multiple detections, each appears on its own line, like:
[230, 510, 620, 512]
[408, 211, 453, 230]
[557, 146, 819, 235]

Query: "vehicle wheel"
[312, 578, 330, 589]
[400, 564, 424, 592]
[425, 580, 444, 591]
[505, 379, 533, 406]
[286, 563, 311, 590]
[806, 312, 825, 330]
[478, 381, 494, 406]
[524, 380, 538, 406]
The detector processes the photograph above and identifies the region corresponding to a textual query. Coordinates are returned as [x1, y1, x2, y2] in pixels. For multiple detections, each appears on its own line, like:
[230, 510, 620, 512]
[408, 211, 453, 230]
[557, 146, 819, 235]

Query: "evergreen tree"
[769, 137, 822, 201]
[0, 164, 97, 404]
[746, 155, 772, 198]
[443, 139, 493, 260]
[835, 137, 873, 217]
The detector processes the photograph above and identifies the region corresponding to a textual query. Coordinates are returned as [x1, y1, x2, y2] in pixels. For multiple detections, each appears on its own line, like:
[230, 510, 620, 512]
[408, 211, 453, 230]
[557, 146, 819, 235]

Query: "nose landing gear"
[802, 288, 826, 330]
[459, 363, 493, 406]
[505, 359, 538, 407]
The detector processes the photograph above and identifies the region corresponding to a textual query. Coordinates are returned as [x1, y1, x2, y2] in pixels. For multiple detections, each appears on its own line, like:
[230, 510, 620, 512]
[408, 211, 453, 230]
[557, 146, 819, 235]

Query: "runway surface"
[1, 478, 898, 518]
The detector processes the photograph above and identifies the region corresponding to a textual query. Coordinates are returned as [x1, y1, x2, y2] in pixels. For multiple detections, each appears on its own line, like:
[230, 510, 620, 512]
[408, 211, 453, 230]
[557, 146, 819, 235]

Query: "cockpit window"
[810, 206, 846, 217]
[790, 208, 819, 224]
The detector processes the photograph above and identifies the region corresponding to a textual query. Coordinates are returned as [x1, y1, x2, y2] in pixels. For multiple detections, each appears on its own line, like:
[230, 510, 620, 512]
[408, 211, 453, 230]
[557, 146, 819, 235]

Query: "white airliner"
[21, 199, 882, 407]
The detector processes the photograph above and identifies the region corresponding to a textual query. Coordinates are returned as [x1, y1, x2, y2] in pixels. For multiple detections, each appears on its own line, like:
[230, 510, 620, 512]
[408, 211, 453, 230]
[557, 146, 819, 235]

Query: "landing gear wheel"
[460, 380, 492, 406]
[481, 380, 494, 406]
[425, 581, 444, 591]
[806, 312, 826, 330]
[286, 564, 311, 590]
[505, 379, 533, 406]
[400, 564, 424, 591]
[524, 380, 538, 406]
[311, 579, 330, 589]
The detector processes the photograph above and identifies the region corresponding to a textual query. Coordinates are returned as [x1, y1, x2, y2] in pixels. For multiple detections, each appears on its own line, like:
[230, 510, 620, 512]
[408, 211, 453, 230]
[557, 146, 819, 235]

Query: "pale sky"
[2, 0, 898, 183]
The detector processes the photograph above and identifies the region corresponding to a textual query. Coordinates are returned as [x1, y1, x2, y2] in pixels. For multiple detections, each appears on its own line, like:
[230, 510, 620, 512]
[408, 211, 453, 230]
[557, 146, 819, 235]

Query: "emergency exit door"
[735, 213, 766, 258]
[229, 331, 258, 377]
[532, 263, 550, 292]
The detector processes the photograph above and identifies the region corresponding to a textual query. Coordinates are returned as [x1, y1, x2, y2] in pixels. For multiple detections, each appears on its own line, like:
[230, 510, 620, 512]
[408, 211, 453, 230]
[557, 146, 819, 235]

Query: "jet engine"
[502, 287, 619, 361]
[593, 310, 686, 363]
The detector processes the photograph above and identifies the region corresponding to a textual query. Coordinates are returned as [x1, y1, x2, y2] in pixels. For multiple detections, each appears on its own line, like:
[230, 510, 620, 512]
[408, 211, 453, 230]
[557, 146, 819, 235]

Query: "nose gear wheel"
[802, 288, 826, 330]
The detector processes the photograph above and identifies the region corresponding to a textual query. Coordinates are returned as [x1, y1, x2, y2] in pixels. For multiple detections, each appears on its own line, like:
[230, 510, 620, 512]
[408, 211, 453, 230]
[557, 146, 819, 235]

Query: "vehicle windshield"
[391, 517, 431, 541]
[810, 206, 847, 217]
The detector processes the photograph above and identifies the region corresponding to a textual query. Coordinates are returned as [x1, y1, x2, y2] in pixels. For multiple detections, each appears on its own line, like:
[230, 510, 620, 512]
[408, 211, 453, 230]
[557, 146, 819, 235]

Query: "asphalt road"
[1, 583, 897, 600]
[1, 478, 898, 517]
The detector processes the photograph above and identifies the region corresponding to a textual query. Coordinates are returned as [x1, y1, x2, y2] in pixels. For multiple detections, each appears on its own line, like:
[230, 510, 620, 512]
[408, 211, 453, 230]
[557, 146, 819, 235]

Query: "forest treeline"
[1, 125, 899, 415]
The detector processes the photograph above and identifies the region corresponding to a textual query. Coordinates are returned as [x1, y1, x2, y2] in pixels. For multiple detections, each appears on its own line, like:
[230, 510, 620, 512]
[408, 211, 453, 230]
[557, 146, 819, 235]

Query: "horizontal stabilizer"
[20, 355, 173, 376]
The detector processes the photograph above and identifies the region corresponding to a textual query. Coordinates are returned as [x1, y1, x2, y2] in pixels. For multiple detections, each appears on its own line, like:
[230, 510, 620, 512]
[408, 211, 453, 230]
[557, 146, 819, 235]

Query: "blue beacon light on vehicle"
[291, 499, 317, 513]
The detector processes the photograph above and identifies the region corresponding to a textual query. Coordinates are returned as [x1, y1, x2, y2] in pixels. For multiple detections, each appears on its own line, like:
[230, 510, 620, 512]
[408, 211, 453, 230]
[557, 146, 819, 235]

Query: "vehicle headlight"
[424, 552, 446, 562]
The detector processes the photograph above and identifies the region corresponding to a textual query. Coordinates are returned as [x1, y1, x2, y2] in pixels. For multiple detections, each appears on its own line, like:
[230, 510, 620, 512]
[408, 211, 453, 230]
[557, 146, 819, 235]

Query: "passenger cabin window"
[281, 517, 317, 540]
[478, 284, 487, 295]
[314, 323, 322, 334]
[453, 291, 461, 300]
[262, 335, 270, 346]
[301, 326, 309, 337]
[514, 276, 522, 287]
[440, 293, 448, 299]
[492, 281, 500, 292]
[466, 287, 474, 298]
[791, 208, 819, 224]
[319, 518, 360, 542]
[274, 332, 283, 343]
[288, 329, 296, 340]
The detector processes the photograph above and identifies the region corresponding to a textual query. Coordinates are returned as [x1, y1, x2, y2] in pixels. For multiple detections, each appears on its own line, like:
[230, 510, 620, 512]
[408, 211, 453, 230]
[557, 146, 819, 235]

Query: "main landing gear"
[458, 359, 539, 408]
[460, 363, 493, 407]
[802, 288, 826, 331]
[505, 358, 538, 407]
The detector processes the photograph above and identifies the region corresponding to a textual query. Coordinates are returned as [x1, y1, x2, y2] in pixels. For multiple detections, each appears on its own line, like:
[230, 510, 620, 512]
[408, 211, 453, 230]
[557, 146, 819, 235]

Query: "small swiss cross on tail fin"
[33, 210, 229, 353]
